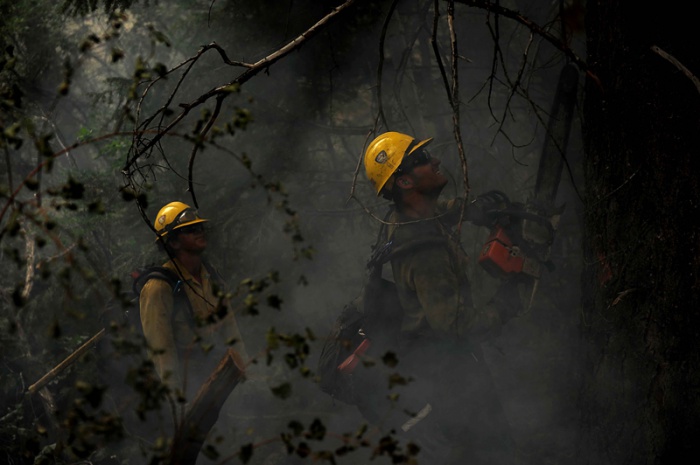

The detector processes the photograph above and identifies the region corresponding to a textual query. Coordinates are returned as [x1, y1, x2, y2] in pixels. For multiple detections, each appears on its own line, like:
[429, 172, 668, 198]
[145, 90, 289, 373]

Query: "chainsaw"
[475, 64, 578, 293]
[474, 191, 562, 280]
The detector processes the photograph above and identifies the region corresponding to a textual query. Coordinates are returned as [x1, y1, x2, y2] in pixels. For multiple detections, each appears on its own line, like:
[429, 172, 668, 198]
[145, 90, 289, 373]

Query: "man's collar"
[166, 257, 210, 282]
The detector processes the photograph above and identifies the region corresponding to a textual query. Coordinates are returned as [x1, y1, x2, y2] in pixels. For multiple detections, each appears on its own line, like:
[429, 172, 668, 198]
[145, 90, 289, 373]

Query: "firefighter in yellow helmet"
[361, 132, 524, 465]
[140, 201, 248, 400]
[363, 131, 434, 199]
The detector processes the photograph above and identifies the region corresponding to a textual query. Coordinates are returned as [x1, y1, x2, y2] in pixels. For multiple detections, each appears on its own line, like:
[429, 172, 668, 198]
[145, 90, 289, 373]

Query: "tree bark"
[580, 2, 700, 464]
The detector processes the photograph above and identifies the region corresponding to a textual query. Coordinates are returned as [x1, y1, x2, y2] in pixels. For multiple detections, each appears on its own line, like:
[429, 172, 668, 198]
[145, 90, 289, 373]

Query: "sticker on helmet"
[375, 150, 388, 164]
[157, 215, 166, 226]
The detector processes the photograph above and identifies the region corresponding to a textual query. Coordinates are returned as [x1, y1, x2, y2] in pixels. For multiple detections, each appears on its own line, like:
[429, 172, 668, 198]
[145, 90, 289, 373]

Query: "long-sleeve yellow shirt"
[139, 258, 247, 396]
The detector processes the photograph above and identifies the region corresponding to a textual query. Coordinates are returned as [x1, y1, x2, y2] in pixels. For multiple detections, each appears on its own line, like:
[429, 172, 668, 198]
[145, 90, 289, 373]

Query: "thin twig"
[388, 0, 433, 136]
[446, 1, 470, 233]
[376, 0, 401, 130]
[431, 0, 452, 106]
[651, 45, 700, 94]
[347, 129, 375, 204]
[491, 32, 535, 146]
[456, 0, 589, 73]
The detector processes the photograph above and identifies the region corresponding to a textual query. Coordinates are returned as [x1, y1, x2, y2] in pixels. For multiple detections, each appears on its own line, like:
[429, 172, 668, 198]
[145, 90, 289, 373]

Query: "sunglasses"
[177, 223, 206, 235]
[396, 149, 432, 175]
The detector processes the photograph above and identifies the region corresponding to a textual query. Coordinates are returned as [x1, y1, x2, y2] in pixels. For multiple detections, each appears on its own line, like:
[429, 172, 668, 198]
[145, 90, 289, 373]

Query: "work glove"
[468, 190, 511, 226]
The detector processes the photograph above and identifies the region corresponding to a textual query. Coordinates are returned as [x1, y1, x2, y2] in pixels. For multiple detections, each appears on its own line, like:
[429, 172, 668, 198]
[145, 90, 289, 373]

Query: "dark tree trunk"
[580, 1, 700, 464]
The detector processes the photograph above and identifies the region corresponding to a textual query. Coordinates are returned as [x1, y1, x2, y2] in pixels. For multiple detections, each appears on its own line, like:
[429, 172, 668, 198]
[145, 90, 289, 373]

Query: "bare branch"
[455, 0, 590, 73]
[347, 129, 375, 204]
[651, 45, 700, 94]
[123, 0, 358, 173]
[27, 329, 107, 395]
[491, 32, 536, 145]
[446, 1, 471, 233]
[187, 95, 225, 209]
[21, 231, 36, 302]
[431, 0, 452, 106]
[376, 0, 401, 130]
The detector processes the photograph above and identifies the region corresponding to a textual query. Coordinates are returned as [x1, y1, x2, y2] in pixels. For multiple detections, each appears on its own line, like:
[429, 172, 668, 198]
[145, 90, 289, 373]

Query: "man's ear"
[396, 175, 413, 189]
[168, 235, 181, 250]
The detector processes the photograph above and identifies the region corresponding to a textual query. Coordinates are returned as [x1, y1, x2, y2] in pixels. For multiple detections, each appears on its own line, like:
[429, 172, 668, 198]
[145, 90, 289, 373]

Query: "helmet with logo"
[363, 131, 433, 196]
[153, 201, 208, 239]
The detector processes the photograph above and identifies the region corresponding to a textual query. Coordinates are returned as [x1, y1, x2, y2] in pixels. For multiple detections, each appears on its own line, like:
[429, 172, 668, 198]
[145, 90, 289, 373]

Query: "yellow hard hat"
[363, 131, 433, 196]
[153, 201, 208, 238]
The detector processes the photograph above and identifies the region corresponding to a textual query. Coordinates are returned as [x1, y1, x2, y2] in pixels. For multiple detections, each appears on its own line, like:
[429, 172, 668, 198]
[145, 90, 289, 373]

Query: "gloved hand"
[468, 190, 510, 226]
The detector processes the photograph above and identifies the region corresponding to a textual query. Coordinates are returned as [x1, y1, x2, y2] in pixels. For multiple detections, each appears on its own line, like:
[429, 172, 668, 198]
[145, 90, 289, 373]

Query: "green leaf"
[154, 63, 168, 78]
[267, 294, 283, 309]
[381, 351, 399, 368]
[61, 177, 85, 200]
[111, 48, 125, 63]
[307, 418, 326, 441]
[288, 420, 303, 436]
[25, 177, 39, 191]
[87, 201, 105, 215]
[120, 187, 136, 201]
[296, 442, 311, 458]
[238, 443, 253, 464]
[202, 444, 220, 460]
[284, 353, 298, 369]
[270, 382, 292, 399]
[388, 373, 412, 389]
[221, 83, 240, 93]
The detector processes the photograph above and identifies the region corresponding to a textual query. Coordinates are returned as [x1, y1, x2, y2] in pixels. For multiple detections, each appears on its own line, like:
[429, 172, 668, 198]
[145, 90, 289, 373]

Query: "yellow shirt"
[139, 258, 247, 396]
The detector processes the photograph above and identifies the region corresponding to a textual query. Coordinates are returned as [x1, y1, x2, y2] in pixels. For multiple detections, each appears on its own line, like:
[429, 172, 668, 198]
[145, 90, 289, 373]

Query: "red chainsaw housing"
[478, 226, 525, 276]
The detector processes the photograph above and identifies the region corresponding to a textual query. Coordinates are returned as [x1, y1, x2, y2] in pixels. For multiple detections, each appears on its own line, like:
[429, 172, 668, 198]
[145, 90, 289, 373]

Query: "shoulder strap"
[366, 207, 448, 271]
[366, 207, 396, 272]
[202, 259, 227, 293]
[133, 266, 181, 295]
[133, 266, 196, 327]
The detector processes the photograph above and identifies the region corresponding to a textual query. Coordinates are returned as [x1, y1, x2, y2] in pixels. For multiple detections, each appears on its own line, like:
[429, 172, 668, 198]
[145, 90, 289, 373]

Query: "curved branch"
[376, 0, 401, 130]
[491, 32, 536, 145]
[651, 45, 700, 94]
[187, 95, 224, 209]
[122, 0, 358, 173]
[134, 42, 252, 137]
[347, 129, 375, 204]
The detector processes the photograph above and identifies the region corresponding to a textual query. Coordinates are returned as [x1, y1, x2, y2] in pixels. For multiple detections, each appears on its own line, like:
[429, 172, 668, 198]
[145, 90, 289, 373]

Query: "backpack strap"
[134, 266, 196, 328]
[133, 266, 179, 295]
[202, 259, 228, 294]
[366, 207, 396, 274]
[366, 207, 448, 271]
